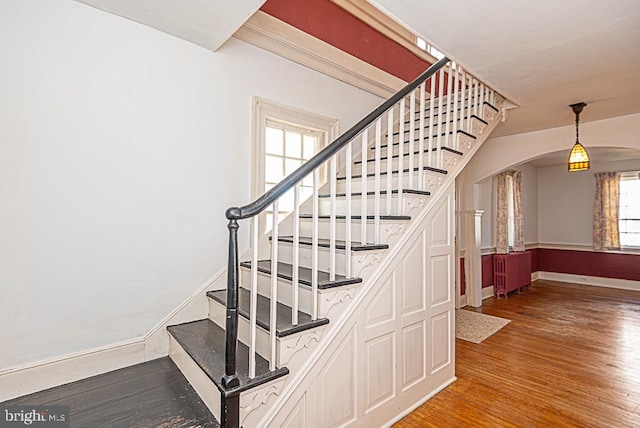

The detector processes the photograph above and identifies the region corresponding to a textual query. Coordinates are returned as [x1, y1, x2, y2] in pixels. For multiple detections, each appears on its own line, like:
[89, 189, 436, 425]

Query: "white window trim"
[251, 97, 339, 233]
[619, 170, 640, 250]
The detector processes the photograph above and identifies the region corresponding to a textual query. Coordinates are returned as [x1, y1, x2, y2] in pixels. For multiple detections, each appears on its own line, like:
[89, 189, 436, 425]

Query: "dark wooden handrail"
[225, 56, 449, 221]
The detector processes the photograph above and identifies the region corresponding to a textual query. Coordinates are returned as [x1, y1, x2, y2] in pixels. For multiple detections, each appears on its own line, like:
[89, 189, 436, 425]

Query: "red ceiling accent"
[260, 0, 432, 82]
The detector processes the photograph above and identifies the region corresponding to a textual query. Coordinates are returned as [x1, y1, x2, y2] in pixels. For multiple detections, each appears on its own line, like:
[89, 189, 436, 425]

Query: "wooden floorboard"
[395, 280, 640, 428]
[2, 357, 219, 428]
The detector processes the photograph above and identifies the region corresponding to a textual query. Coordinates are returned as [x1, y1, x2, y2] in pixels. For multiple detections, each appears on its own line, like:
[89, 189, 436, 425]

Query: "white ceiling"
[74, 0, 266, 51]
[372, 0, 640, 137]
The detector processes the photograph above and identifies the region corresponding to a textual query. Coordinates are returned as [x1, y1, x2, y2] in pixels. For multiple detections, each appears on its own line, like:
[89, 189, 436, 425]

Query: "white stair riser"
[298, 218, 407, 244]
[367, 132, 475, 158]
[336, 169, 446, 195]
[209, 297, 272, 361]
[412, 103, 496, 123]
[318, 193, 428, 217]
[169, 336, 222, 421]
[240, 268, 314, 314]
[276, 241, 384, 278]
[354, 150, 460, 176]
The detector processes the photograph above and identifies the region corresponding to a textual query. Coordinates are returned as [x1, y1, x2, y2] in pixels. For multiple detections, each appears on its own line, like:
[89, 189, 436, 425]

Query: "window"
[252, 98, 339, 235]
[263, 120, 322, 228]
[619, 172, 640, 247]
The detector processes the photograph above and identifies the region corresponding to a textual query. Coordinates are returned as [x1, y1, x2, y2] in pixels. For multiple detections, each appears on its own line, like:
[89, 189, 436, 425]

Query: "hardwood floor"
[395, 280, 640, 428]
[2, 358, 219, 427]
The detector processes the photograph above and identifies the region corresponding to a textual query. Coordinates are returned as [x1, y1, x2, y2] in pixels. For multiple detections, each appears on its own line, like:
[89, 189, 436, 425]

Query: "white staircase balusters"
[269, 200, 279, 371]
[249, 216, 258, 378]
[312, 169, 319, 320]
[408, 90, 416, 189]
[436, 67, 445, 169]
[360, 129, 368, 245]
[452, 65, 460, 152]
[292, 184, 300, 326]
[374, 118, 382, 243]
[329, 156, 337, 281]
[418, 82, 426, 190]
[445, 62, 454, 150]
[397, 98, 405, 215]
[345, 142, 352, 278]
[386, 107, 394, 214]
[428, 75, 435, 169]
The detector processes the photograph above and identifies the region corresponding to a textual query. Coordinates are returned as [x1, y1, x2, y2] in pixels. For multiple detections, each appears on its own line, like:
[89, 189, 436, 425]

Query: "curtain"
[512, 170, 525, 252]
[593, 172, 621, 251]
[495, 170, 524, 254]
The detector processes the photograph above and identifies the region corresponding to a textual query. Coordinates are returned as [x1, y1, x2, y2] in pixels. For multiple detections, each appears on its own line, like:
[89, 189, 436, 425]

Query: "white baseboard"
[482, 286, 494, 300]
[0, 339, 145, 402]
[382, 376, 457, 428]
[0, 254, 242, 402]
[457, 294, 467, 308]
[536, 271, 640, 292]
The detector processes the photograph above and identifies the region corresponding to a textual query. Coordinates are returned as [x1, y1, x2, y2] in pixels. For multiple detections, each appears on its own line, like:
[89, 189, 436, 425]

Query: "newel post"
[222, 215, 241, 427]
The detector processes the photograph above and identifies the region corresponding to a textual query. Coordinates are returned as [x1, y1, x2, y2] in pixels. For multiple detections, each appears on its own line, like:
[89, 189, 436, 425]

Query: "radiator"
[493, 252, 532, 298]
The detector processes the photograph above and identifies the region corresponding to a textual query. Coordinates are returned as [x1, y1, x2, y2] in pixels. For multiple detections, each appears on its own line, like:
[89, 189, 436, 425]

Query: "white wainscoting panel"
[262, 184, 456, 427]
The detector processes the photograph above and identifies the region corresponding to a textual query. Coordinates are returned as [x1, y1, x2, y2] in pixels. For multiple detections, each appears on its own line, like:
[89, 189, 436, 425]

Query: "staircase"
[167, 57, 506, 427]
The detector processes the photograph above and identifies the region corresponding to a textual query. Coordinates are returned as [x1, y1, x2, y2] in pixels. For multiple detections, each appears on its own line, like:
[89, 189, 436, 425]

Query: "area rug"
[455, 309, 511, 344]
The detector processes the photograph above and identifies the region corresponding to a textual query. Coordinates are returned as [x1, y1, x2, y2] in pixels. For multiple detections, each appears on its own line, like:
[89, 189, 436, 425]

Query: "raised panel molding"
[401, 321, 426, 390]
[366, 276, 396, 328]
[319, 327, 357, 428]
[365, 333, 396, 412]
[430, 254, 451, 306]
[430, 200, 450, 246]
[401, 238, 426, 316]
[430, 312, 451, 374]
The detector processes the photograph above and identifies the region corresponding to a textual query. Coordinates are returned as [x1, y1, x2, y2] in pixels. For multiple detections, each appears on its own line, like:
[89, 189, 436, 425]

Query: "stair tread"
[318, 189, 430, 198]
[240, 260, 362, 290]
[299, 214, 410, 221]
[167, 319, 289, 396]
[337, 165, 447, 181]
[207, 288, 329, 337]
[274, 235, 389, 251]
[359, 147, 462, 164]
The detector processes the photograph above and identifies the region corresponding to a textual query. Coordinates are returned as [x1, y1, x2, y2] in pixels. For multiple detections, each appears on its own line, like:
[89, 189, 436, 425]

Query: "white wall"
[537, 158, 640, 246]
[0, 0, 382, 370]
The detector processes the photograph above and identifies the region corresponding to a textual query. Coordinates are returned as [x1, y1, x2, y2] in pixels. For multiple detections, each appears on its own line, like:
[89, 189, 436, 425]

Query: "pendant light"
[568, 102, 590, 172]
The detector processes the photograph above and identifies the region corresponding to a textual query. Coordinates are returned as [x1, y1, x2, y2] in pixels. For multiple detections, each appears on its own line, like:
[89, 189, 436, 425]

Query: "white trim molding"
[536, 272, 640, 292]
[234, 11, 405, 98]
[0, 339, 145, 402]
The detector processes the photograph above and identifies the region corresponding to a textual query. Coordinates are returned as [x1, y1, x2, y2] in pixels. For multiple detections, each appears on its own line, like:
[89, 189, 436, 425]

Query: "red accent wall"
[481, 254, 494, 288]
[537, 248, 640, 281]
[260, 0, 432, 82]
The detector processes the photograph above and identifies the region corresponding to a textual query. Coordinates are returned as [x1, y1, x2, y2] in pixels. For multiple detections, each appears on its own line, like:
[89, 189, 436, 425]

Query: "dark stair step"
[272, 235, 389, 251]
[337, 165, 448, 181]
[398, 113, 488, 131]
[240, 260, 361, 290]
[318, 189, 431, 198]
[167, 319, 288, 396]
[358, 147, 462, 165]
[207, 288, 329, 337]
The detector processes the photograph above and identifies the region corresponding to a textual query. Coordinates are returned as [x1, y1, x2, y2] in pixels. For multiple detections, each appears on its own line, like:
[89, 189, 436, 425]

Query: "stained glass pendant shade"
[568, 102, 590, 172]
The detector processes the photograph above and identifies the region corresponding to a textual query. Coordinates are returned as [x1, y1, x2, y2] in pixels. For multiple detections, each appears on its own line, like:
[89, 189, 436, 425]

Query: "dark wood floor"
[1, 357, 219, 428]
[396, 280, 640, 427]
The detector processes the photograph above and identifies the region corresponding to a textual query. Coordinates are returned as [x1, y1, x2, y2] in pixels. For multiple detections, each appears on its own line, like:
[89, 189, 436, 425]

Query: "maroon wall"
[460, 248, 639, 297]
[260, 0, 432, 82]
[537, 248, 640, 281]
